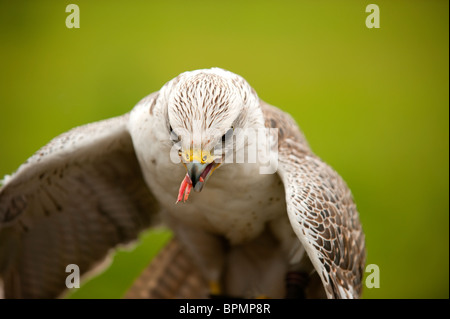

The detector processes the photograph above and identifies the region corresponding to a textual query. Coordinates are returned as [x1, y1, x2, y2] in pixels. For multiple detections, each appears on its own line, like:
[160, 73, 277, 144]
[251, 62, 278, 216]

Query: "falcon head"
[160, 68, 262, 201]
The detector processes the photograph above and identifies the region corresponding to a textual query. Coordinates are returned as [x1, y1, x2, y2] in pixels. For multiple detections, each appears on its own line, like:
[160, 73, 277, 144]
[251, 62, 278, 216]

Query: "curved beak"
[176, 148, 221, 203]
[181, 148, 220, 192]
[186, 161, 213, 192]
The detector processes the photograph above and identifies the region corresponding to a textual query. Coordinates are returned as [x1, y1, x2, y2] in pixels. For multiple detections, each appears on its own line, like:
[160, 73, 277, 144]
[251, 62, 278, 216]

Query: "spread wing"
[261, 101, 366, 299]
[0, 113, 161, 298]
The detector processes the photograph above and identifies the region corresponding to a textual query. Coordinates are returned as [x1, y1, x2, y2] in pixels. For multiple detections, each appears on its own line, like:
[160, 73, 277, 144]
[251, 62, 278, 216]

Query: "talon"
[209, 281, 221, 296]
[285, 271, 309, 299]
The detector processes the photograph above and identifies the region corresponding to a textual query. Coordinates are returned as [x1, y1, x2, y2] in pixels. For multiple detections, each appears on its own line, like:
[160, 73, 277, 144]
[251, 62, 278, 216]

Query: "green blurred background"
[0, 1, 448, 299]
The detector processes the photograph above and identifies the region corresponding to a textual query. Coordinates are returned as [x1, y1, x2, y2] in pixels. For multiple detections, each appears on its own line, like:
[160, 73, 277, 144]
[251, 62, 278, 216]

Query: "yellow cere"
[182, 148, 214, 164]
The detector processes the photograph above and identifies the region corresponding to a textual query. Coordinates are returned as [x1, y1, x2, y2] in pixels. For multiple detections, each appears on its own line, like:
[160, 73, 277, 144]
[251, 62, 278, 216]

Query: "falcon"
[0, 68, 365, 299]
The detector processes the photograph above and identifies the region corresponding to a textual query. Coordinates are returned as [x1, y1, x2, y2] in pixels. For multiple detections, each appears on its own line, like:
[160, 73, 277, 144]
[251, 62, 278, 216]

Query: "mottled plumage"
[262, 102, 365, 298]
[0, 68, 365, 299]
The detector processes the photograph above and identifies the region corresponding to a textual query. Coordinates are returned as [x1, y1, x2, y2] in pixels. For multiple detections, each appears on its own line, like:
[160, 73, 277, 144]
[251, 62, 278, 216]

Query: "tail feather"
[124, 238, 208, 299]
[125, 233, 326, 299]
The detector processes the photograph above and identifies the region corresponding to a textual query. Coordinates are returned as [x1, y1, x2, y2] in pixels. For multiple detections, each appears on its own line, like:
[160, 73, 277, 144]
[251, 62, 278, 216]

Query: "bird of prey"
[0, 68, 365, 299]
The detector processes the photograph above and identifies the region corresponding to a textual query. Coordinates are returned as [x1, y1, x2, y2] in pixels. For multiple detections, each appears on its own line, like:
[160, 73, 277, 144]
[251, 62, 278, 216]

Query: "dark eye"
[222, 127, 234, 143]
[169, 125, 180, 142]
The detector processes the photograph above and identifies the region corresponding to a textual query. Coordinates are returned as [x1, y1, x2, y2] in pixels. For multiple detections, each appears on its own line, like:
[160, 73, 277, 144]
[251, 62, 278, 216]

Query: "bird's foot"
[285, 271, 309, 299]
[207, 280, 223, 298]
[209, 280, 221, 295]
